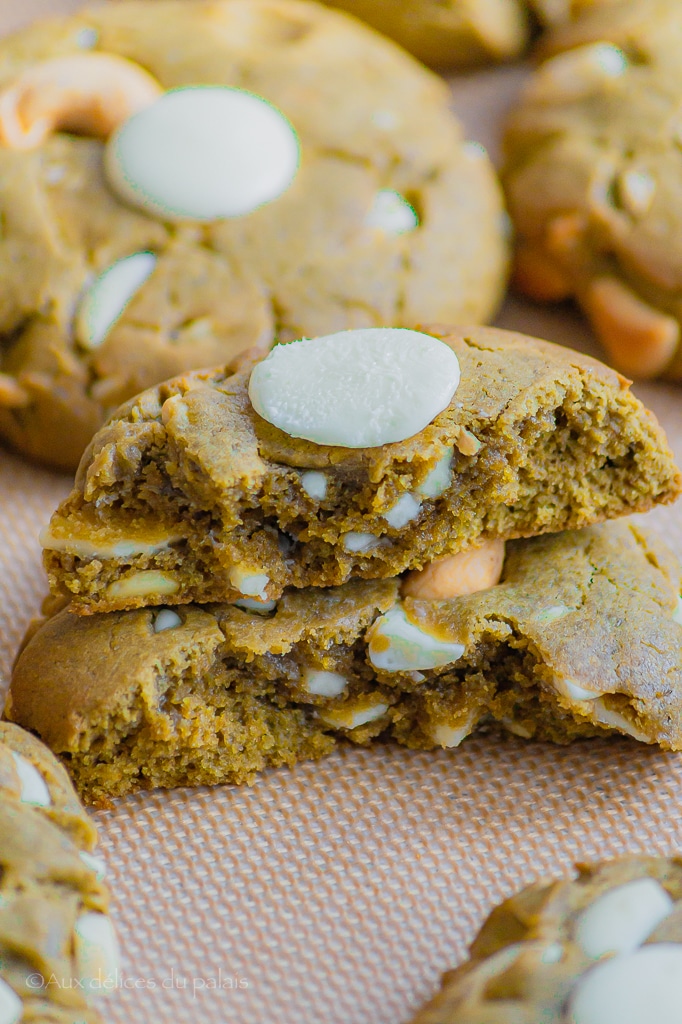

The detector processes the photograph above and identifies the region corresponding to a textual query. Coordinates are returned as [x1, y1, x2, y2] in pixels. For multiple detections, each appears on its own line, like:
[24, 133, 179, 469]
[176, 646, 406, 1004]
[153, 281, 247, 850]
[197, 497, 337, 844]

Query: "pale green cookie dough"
[0, 0, 507, 471]
[12, 522, 682, 803]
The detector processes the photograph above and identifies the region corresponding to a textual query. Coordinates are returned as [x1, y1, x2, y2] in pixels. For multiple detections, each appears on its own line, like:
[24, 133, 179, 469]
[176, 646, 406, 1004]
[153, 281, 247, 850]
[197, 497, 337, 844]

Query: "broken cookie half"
[409, 855, 682, 1024]
[11, 521, 682, 804]
[41, 325, 680, 614]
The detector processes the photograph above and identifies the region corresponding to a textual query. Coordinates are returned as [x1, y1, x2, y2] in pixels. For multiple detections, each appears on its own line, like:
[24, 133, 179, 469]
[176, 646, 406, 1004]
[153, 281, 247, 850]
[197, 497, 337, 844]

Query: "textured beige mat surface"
[0, 4, 681, 1022]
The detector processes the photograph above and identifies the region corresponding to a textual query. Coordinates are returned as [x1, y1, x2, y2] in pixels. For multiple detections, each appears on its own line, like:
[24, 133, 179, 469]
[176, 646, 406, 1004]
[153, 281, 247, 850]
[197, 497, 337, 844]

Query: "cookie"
[0, 0, 507, 471]
[0, 723, 118, 1022]
[297, 1, 607, 68]
[12, 521, 682, 803]
[409, 856, 682, 1023]
[40, 324, 681, 615]
[504, 0, 682, 380]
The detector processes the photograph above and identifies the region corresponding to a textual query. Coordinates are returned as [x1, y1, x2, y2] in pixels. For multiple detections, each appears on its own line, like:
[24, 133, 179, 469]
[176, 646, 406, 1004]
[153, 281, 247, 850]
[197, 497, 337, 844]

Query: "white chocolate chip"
[536, 604, 572, 623]
[300, 471, 328, 501]
[0, 979, 22, 1024]
[618, 170, 656, 217]
[106, 571, 179, 600]
[80, 851, 107, 881]
[248, 328, 460, 449]
[76, 252, 156, 349]
[153, 609, 182, 633]
[39, 525, 181, 560]
[366, 189, 418, 235]
[74, 913, 120, 997]
[416, 448, 453, 498]
[343, 532, 379, 554]
[553, 678, 602, 701]
[10, 752, 50, 807]
[233, 598, 277, 614]
[589, 699, 649, 742]
[430, 714, 477, 749]
[318, 701, 388, 729]
[303, 670, 348, 697]
[228, 567, 270, 600]
[575, 879, 673, 960]
[501, 717, 534, 739]
[570, 944, 682, 1024]
[384, 493, 421, 529]
[526, 43, 628, 103]
[541, 943, 563, 964]
[75, 27, 99, 49]
[367, 604, 464, 672]
[106, 86, 299, 221]
[372, 110, 399, 130]
[673, 597, 682, 624]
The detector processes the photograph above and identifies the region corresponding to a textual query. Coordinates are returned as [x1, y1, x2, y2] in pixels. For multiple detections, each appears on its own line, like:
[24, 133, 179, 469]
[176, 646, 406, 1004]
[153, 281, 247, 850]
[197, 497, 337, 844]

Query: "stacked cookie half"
[7, 323, 682, 803]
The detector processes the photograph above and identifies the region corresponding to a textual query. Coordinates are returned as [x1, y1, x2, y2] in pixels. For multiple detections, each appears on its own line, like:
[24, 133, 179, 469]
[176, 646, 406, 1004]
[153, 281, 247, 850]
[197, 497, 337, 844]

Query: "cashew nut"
[0, 53, 163, 150]
[545, 211, 587, 257]
[513, 244, 572, 302]
[585, 276, 679, 379]
[401, 539, 506, 601]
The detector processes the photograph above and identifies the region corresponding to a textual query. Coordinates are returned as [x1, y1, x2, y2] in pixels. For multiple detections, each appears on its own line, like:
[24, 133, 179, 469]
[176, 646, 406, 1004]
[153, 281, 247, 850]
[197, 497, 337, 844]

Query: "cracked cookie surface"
[13, 521, 682, 803]
[40, 325, 681, 614]
[0, 0, 507, 470]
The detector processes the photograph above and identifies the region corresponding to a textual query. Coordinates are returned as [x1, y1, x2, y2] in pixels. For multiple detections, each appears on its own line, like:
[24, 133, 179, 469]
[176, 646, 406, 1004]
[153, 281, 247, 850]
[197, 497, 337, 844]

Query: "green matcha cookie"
[0, 723, 118, 1024]
[0, 0, 507, 471]
[40, 325, 680, 614]
[410, 856, 682, 1024]
[504, 0, 682, 380]
[12, 521, 682, 803]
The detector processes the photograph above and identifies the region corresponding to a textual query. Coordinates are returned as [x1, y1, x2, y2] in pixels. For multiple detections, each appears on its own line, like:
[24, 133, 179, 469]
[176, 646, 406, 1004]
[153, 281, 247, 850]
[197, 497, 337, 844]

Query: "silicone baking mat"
[0, 4, 681, 1021]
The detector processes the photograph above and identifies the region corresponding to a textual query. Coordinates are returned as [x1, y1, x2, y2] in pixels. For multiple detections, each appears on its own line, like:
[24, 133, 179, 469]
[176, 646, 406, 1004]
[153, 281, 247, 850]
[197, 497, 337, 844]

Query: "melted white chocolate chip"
[106, 86, 299, 221]
[570, 945, 682, 1024]
[366, 189, 418, 235]
[10, 752, 50, 807]
[318, 701, 388, 730]
[303, 670, 348, 697]
[384, 493, 421, 529]
[367, 604, 464, 672]
[76, 251, 156, 349]
[153, 609, 182, 633]
[0, 979, 22, 1024]
[107, 571, 179, 600]
[300, 471, 328, 501]
[74, 913, 120, 997]
[416, 447, 453, 498]
[228, 567, 270, 601]
[248, 328, 460, 449]
[575, 878, 673, 960]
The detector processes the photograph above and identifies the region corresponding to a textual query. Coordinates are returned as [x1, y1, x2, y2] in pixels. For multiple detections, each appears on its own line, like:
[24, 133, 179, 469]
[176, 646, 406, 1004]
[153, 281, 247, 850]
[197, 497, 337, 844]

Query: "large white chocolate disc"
[248, 328, 460, 448]
[0, 979, 21, 1024]
[105, 86, 300, 221]
[570, 945, 682, 1024]
[575, 879, 673, 959]
[76, 251, 156, 349]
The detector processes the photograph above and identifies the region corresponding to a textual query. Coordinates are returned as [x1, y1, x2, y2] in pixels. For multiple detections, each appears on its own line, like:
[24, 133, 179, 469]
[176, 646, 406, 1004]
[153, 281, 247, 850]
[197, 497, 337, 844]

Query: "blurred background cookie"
[0, 0, 508, 471]
[410, 856, 682, 1023]
[504, 0, 682, 381]
[0, 722, 118, 1024]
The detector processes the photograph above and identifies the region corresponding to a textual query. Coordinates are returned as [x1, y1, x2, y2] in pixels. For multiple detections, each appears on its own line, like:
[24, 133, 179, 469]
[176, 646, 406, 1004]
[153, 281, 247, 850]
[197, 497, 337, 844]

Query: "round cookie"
[0, 0, 507, 471]
[410, 856, 682, 1023]
[504, 0, 682, 380]
[312, 1, 611, 68]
